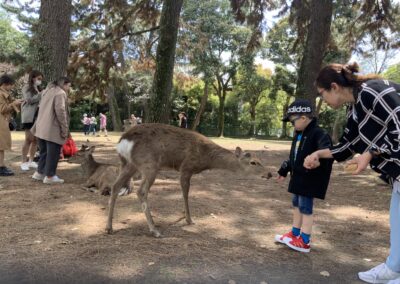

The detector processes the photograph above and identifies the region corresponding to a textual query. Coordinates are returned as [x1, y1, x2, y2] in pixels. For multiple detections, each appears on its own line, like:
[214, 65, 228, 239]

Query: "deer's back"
[118, 123, 225, 170]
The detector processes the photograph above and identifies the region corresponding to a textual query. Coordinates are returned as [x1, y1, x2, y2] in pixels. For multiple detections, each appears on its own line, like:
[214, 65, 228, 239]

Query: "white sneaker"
[43, 176, 64, 184]
[32, 171, 45, 181]
[20, 162, 30, 171]
[28, 161, 38, 169]
[358, 263, 400, 283]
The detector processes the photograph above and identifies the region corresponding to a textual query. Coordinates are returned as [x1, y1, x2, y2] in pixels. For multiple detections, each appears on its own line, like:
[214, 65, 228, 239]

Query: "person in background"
[31, 77, 71, 184]
[81, 113, 90, 135]
[130, 114, 138, 127]
[0, 75, 23, 176]
[89, 114, 97, 136]
[20, 70, 43, 171]
[99, 112, 108, 137]
[178, 112, 187, 128]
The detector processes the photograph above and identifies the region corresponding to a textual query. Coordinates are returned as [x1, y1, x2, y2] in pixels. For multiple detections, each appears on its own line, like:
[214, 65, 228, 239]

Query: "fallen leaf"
[320, 271, 330, 277]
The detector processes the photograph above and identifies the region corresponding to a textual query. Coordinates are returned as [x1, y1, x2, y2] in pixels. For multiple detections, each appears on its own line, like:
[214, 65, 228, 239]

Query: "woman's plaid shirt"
[330, 79, 400, 181]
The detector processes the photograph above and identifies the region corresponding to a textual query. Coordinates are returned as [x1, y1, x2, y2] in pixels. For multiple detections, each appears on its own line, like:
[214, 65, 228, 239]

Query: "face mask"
[34, 80, 42, 86]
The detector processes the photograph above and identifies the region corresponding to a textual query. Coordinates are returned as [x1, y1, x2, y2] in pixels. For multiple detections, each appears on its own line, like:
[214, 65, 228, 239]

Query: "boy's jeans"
[387, 181, 400, 273]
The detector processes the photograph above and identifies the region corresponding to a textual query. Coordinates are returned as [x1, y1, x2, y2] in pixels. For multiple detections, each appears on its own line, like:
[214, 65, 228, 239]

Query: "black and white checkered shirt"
[330, 79, 400, 181]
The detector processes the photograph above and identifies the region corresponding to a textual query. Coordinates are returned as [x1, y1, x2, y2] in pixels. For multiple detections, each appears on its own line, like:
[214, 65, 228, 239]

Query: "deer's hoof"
[105, 227, 113, 234]
[186, 219, 195, 225]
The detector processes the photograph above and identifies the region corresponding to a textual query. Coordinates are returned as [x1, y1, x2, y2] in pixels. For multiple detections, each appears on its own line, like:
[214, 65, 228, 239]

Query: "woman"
[31, 77, 71, 184]
[178, 112, 187, 128]
[20, 70, 43, 171]
[0, 75, 23, 176]
[304, 62, 400, 283]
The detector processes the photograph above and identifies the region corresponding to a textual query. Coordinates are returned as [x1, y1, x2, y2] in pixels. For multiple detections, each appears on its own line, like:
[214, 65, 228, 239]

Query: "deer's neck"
[82, 155, 100, 176]
[209, 148, 241, 172]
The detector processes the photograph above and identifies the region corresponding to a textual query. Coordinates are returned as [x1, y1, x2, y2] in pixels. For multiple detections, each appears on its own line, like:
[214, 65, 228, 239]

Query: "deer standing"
[107, 123, 269, 237]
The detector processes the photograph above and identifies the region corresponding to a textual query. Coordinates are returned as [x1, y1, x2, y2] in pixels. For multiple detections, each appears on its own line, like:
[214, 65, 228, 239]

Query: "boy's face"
[289, 115, 311, 131]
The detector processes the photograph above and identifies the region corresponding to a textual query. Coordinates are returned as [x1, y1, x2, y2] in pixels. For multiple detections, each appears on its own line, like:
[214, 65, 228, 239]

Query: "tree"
[31, 0, 72, 82]
[236, 53, 271, 136]
[384, 63, 400, 82]
[0, 11, 28, 65]
[270, 65, 296, 138]
[147, 0, 184, 123]
[180, 0, 251, 136]
[295, 0, 333, 103]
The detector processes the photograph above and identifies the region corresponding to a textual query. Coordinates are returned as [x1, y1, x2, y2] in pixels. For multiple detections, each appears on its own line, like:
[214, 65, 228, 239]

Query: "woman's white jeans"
[386, 181, 400, 273]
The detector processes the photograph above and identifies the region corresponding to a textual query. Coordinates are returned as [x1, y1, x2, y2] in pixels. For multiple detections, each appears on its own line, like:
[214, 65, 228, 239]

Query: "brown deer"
[107, 123, 270, 237]
[68, 145, 131, 196]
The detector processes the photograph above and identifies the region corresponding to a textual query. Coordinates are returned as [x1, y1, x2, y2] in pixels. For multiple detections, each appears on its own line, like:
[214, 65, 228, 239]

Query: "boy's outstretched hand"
[276, 175, 285, 183]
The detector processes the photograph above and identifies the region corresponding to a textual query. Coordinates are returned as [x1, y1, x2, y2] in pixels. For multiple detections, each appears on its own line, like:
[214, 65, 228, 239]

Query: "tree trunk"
[192, 80, 209, 131]
[248, 103, 256, 136]
[32, 0, 72, 83]
[147, 0, 184, 123]
[295, 0, 333, 108]
[281, 95, 291, 138]
[217, 89, 226, 137]
[107, 85, 123, 131]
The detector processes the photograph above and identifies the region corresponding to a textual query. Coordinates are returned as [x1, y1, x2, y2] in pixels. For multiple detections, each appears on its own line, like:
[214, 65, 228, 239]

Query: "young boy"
[275, 99, 333, 253]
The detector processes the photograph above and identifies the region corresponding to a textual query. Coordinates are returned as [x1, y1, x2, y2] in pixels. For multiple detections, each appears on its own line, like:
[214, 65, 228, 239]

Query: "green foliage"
[0, 11, 29, 65]
[383, 63, 400, 83]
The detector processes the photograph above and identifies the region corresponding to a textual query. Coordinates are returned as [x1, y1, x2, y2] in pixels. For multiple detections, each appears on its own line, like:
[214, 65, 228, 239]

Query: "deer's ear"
[235, 147, 243, 158]
[88, 146, 96, 154]
[80, 144, 88, 151]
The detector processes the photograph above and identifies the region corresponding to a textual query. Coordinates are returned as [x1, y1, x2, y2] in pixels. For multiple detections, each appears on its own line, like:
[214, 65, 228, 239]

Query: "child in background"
[275, 99, 333, 253]
[99, 113, 108, 137]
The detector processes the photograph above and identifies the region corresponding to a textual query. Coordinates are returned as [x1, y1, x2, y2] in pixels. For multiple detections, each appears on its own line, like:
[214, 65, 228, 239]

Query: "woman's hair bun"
[344, 62, 359, 73]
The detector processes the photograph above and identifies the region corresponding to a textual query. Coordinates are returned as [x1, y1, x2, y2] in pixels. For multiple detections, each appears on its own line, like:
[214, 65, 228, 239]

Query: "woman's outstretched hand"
[345, 152, 373, 175]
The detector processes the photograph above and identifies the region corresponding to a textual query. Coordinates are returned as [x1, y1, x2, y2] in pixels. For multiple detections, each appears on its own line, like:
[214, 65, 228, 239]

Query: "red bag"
[62, 137, 78, 158]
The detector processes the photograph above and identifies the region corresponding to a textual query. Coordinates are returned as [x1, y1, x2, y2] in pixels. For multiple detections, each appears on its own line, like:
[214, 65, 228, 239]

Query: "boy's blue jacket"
[278, 118, 334, 199]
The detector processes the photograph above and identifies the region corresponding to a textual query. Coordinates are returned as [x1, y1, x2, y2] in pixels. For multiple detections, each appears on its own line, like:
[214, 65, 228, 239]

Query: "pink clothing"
[100, 114, 107, 129]
[82, 117, 90, 125]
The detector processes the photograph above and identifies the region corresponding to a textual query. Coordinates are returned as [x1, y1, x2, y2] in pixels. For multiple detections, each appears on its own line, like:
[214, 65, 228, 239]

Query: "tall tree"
[31, 0, 72, 82]
[295, 0, 333, 103]
[147, 0, 184, 123]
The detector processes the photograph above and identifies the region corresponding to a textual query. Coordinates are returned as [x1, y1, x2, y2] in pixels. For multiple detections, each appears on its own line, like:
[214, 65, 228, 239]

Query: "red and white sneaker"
[274, 231, 297, 244]
[286, 236, 311, 253]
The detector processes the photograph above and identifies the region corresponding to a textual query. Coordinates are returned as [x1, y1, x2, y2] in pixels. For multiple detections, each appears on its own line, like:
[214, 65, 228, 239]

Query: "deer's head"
[235, 147, 272, 179]
[67, 144, 95, 164]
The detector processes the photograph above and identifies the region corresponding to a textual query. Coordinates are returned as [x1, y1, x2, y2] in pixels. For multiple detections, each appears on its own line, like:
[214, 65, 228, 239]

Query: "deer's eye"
[250, 161, 257, 165]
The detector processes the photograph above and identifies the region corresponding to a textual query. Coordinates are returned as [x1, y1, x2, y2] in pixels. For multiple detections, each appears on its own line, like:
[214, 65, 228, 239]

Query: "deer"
[106, 123, 271, 237]
[68, 145, 132, 196]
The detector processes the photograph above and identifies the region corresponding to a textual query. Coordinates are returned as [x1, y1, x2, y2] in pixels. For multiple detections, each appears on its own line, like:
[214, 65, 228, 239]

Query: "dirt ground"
[0, 131, 393, 284]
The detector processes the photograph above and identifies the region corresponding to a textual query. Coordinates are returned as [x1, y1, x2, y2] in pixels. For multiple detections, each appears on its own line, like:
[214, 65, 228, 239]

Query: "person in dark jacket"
[305, 62, 400, 283]
[275, 99, 333, 253]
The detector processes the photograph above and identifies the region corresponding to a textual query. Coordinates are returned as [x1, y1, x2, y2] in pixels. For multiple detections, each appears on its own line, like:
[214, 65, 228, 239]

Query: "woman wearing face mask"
[20, 70, 44, 171]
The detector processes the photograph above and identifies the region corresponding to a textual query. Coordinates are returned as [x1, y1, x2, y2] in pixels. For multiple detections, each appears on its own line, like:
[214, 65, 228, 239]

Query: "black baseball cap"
[282, 99, 313, 122]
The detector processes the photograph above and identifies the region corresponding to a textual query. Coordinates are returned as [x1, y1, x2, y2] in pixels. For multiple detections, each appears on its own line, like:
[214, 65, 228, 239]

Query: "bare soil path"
[0, 132, 392, 283]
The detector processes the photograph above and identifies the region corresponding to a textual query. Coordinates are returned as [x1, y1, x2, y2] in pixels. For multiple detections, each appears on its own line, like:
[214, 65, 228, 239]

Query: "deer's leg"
[136, 171, 160, 237]
[180, 172, 194, 225]
[106, 164, 136, 234]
